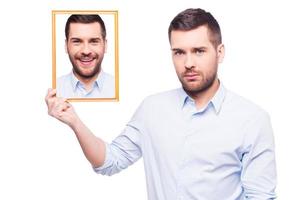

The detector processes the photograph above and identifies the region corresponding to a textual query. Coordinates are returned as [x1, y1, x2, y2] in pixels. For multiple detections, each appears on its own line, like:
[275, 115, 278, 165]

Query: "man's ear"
[65, 39, 68, 54]
[217, 44, 225, 63]
[104, 39, 107, 53]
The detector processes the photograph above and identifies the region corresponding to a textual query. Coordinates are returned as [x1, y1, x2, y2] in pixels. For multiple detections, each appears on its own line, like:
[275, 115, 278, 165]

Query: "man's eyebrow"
[193, 46, 207, 49]
[192, 47, 208, 51]
[69, 37, 82, 41]
[69, 37, 102, 41]
[171, 48, 185, 52]
[89, 37, 102, 41]
[171, 46, 208, 51]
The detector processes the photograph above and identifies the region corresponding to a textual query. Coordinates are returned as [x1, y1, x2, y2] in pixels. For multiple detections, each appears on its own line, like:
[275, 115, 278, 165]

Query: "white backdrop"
[0, 0, 299, 199]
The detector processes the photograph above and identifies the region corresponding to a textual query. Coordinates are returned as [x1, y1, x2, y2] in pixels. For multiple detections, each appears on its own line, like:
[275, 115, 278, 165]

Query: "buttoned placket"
[176, 98, 212, 199]
[76, 81, 99, 97]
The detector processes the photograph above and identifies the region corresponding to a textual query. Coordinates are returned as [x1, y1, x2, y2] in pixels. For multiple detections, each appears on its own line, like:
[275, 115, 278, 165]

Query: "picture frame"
[52, 10, 119, 102]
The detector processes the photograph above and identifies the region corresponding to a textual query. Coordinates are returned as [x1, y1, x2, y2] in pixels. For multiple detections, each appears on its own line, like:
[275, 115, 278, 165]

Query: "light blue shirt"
[56, 70, 115, 98]
[94, 83, 277, 200]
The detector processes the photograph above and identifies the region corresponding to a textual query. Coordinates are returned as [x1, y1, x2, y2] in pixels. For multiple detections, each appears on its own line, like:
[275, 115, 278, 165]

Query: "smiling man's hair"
[168, 8, 222, 48]
[65, 14, 106, 40]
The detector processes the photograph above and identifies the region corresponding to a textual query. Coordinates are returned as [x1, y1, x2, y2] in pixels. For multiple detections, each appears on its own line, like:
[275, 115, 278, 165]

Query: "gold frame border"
[52, 10, 119, 102]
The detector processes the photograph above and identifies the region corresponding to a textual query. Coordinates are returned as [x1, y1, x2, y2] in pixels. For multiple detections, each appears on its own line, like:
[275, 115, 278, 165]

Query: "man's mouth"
[78, 57, 95, 67]
[184, 73, 199, 81]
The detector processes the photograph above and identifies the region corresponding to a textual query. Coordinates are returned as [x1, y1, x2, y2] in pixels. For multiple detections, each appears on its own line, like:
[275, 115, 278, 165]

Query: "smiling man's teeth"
[80, 59, 93, 62]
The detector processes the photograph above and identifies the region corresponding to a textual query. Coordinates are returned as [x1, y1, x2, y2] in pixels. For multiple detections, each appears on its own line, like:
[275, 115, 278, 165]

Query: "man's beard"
[179, 69, 217, 96]
[69, 54, 102, 79]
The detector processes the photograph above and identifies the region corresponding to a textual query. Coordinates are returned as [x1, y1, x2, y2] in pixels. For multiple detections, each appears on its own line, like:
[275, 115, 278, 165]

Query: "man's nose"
[81, 43, 91, 55]
[184, 54, 195, 69]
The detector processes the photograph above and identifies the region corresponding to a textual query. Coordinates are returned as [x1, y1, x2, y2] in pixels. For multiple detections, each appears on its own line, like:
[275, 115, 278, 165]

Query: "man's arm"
[241, 112, 277, 199]
[45, 89, 105, 168]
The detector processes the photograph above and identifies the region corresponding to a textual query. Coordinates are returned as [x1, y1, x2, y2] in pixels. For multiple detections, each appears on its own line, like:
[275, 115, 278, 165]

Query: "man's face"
[170, 25, 224, 95]
[66, 22, 106, 79]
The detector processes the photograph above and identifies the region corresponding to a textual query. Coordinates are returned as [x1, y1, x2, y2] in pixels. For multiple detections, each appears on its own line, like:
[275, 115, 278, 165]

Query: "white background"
[55, 13, 116, 77]
[0, 0, 299, 199]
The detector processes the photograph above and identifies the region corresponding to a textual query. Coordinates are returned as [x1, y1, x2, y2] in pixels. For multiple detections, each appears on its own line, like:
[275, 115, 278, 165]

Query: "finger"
[56, 97, 68, 106]
[50, 101, 68, 117]
[57, 103, 71, 118]
[62, 102, 70, 112]
[48, 97, 64, 112]
[45, 88, 57, 101]
[54, 99, 67, 110]
[65, 101, 72, 109]
[59, 98, 72, 109]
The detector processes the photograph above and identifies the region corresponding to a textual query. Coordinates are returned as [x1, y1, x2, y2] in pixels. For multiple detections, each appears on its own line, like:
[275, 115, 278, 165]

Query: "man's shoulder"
[100, 72, 115, 96]
[102, 71, 115, 83]
[132, 88, 182, 116]
[141, 88, 182, 106]
[57, 73, 71, 84]
[56, 73, 74, 97]
[225, 89, 269, 119]
[148, 88, 181, 98]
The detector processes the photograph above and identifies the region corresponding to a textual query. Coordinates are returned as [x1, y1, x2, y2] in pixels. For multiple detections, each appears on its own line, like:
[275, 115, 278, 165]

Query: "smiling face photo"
[66, 21, 107, 80]
[52, 11, 119, 101]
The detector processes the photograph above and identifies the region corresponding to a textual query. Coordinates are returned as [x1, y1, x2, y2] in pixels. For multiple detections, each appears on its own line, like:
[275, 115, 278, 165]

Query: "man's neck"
[187, 78, 220, 110]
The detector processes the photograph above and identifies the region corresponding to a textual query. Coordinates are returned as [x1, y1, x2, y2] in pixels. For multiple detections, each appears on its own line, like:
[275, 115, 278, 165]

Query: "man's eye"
[72, 40, 81, 45]
[174, 51, 184, 55]
[90, 40, 100, 44]
[195, 49, 205, 54]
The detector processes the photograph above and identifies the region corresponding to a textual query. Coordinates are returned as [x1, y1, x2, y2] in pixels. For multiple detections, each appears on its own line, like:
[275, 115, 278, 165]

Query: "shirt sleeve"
[241, 111, 277, 199]
[93, 100, 146, 176]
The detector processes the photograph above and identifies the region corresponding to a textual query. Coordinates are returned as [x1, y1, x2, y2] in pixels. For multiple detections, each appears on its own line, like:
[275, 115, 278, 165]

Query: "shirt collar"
[95, 70, 105, 92]
[70, 70, 105, 93]
[70, 72, 79, 92]
[210, 82, 226, 114]
[178, 81, 227, 114]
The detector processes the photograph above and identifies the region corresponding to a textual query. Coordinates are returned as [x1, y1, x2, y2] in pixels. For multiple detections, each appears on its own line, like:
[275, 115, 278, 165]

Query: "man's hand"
[45, 88, 106, 167]
[45, 89, 78, 127]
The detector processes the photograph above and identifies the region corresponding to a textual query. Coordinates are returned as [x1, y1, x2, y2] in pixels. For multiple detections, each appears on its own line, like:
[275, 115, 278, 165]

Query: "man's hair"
[65, 14, 106, 40]
[168, 8, 222, 47]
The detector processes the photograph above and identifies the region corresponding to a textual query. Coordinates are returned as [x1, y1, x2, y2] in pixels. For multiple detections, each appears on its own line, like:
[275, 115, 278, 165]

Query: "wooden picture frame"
[52, 10, 119, 102]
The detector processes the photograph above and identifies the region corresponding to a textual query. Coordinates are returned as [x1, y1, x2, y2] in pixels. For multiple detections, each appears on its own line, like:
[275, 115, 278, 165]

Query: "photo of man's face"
[53, 12, 118, 100]
[65, 22, 107, 79]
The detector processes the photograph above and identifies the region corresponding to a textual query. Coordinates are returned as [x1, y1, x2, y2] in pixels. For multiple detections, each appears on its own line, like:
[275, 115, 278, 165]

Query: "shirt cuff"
[93, 142, 112, 174]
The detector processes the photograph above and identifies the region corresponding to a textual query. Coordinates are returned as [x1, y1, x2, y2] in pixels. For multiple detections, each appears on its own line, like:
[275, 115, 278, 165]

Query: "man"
[57, 14, 115, 98]
[46, 8, 276, 199]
